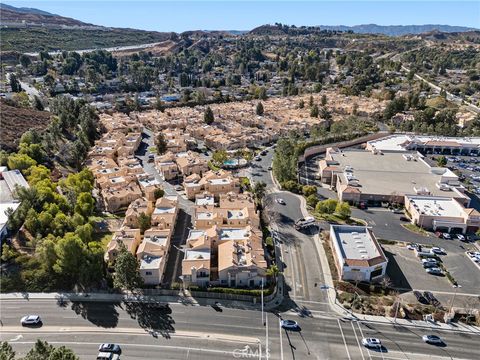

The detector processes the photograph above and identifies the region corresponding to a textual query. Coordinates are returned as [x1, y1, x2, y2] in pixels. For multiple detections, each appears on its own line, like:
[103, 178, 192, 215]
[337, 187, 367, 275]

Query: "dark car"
[423, 291, 441, 307]
[413, 291, 428, 304]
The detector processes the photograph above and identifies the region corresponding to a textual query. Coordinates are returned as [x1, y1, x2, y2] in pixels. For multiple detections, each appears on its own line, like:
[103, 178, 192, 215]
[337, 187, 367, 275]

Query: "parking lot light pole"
[449, 285, 462, 313]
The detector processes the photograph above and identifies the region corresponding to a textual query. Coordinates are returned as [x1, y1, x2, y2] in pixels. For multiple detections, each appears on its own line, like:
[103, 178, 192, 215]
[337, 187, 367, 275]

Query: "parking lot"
[383, 242, 480, 296]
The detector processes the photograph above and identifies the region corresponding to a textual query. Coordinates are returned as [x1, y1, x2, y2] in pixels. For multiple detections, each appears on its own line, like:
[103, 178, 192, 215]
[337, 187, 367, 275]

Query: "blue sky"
[5, 1, 480, 32]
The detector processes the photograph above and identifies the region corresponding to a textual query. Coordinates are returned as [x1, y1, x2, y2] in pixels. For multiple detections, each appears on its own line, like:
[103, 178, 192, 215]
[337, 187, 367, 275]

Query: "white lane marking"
[351, 322, 366, 360]
[337, 319, 352, 360]
[9, 335, 23, 342]
[278, 319, 284, 360]
[356, 322, 373, 360]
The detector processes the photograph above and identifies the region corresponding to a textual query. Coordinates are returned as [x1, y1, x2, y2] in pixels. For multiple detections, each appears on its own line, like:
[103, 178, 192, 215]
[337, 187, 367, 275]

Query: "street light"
[261, 277, 265, 326]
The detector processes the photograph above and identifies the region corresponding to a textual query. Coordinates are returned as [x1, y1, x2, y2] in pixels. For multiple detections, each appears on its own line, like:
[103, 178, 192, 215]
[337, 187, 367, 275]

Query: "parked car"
[254, 157, 261, 161]
[407, 243, 418, 250]
[98, 344, 121, 354]
[413, 291, 428, 304]
[280, 319, 299, 330]
[430, 247, 446, 255]
[421, 258, 438, 265]
[276, 198, 286, 205]
[423, 262, 438, 269]
[267, 166, 272, 170]
[399, 216, 409, 222]
[423, 291, 440, 307]
[21, 315, 42, 326]
[442, 233, 451, 240]
[361, 338, 382, 348]
[422, 335, 444, 345]
[426, 267, 443, 275]
[455, 234, 466, 241]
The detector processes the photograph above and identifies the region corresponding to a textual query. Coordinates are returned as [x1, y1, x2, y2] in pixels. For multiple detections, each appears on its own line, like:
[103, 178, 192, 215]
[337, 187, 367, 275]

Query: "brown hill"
[0, 100, 51, 152]
[0, 6, 94, 27]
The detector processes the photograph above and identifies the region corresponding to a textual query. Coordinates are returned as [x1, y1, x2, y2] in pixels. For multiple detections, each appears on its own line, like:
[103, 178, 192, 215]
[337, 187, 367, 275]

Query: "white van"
[294, 216, 315, 229]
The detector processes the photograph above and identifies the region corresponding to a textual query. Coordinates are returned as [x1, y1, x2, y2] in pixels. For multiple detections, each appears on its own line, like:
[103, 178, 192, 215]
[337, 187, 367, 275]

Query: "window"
[145, 271, 153, 276]
[370, 267, 383, 279]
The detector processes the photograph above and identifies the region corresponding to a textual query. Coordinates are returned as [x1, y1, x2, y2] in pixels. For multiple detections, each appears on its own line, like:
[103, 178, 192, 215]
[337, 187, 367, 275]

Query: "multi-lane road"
[2, 145, 479, 359]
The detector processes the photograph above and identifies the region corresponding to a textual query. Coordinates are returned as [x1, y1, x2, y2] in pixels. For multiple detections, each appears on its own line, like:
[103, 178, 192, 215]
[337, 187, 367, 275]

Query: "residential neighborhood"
[1, 1, 480, 359]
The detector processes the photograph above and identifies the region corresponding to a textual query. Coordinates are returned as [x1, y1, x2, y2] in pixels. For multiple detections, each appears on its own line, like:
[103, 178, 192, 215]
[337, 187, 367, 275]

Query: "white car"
[361, 338, 382, 348]
[455, 234, 465, 241]
[276, 198, 286, 205]
[98, 344, 121, 354]
[422, 335, 444, 345]
[21, 315, 42, 326]
[442, 233, 451, 240]
[426, 267, 443, 275]
[422, 258, 437, 265]
[280, 319, 299, 330]
[430, 247, 446, 255]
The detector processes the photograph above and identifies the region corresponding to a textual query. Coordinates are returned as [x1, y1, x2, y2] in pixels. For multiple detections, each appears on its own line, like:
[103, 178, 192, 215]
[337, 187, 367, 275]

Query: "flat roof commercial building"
[405, 195, 480, 234]
[330, 225, 388, 283]
[319, 147, 469, 206]
[366, 134, 480, 155]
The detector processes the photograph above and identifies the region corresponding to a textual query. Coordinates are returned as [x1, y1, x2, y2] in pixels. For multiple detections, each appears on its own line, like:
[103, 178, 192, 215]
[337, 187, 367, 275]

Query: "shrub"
[306, 194, 319, 208]
[281, 180, 301, 193]
[316, 199, 338, 214]
[302, 185, 317, 197]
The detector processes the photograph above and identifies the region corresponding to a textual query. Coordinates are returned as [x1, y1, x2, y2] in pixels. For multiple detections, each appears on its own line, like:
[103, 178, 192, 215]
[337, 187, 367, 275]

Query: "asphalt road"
[2, 298, 479, 360]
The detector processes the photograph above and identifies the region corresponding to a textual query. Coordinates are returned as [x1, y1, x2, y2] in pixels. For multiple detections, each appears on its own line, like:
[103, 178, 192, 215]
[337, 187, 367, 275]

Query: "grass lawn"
[92, 231, 113, 250]
[402, 223, 430, 236]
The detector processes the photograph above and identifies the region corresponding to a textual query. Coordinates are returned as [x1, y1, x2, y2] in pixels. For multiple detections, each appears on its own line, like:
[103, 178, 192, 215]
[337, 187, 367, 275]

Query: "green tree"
[154, 188, 164, 200]
[310, 104, 319, 118]
[53, 233, 87, 284]
[204, 106, 214, 125]
[0, 341, 15, 360]
[256, 102, 264, 116]
[138, 212, 151, 234]
[113, 243, 143, 290]
[335, 201, 351, 220]
[308, 95, 314, 107]
[266, 264, 280, 278]
[212, 150, 228, 165]
[315, 199, 338, 214]
[320, 107, 332, 121]
[23, 340, 54, 360]
[33, 95, 44, 111]
[155, 132, 168, 155]
[298, 99, 304, 109]
[436, 155, 447, 167]
[19, 54, 32, 68]
[252, 181, 267, 204]
[74, 192, 95, 218]
[48, 346, 79, 360]
[9, 73, 22, 92]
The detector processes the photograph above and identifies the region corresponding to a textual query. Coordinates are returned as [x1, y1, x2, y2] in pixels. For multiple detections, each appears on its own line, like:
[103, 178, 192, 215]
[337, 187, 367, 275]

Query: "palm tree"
[252, 181, 267, 205]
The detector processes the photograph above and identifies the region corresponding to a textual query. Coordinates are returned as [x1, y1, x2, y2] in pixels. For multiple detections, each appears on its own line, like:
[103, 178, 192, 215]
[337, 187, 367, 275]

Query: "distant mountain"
[0, 3, 95, 27]
[249, 23, 478, 37]
[317, 24, 478, 36]
[0, 3, 54, 16]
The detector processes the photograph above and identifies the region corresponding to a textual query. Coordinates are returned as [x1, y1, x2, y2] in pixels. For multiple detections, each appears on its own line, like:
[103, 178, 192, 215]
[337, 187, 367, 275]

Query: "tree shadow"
[70, 301, 120, 328]
[121, 301, 175, 339]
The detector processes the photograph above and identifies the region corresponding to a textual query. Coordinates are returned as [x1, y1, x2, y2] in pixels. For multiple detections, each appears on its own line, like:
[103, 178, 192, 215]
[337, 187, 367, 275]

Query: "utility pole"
[449, 285, 461, 313]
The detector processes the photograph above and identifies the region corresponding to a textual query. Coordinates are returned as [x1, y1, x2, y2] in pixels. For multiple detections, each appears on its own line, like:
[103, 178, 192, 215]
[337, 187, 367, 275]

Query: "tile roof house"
[123, 197, 151, 228]
[105, 228, 142, 263]
[136, 228, 172, 285]
[184, 170, 240, 200]
[151, 196, 178, 230]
